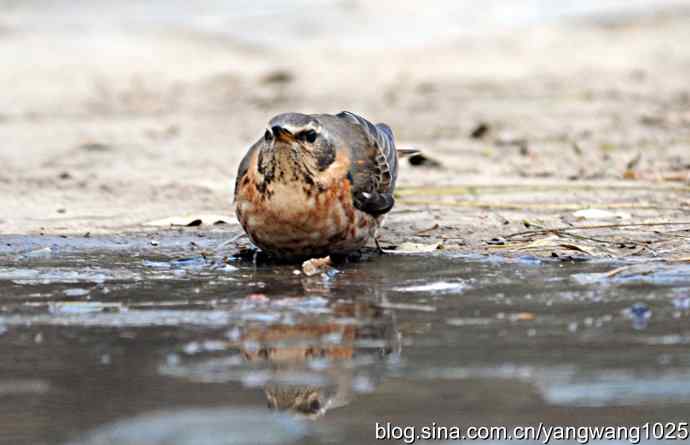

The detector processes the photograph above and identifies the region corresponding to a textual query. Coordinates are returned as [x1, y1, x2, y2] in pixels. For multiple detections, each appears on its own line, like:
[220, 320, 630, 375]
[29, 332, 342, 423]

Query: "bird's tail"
[396, 148, 421, 158]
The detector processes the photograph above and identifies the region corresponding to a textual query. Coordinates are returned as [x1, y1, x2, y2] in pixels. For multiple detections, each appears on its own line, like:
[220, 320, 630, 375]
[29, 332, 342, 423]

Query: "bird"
[233, 111, 404, 259]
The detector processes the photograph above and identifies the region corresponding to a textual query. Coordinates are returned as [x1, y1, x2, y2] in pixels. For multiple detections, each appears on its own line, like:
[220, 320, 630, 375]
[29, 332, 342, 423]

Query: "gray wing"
[335, 111, 399, 216]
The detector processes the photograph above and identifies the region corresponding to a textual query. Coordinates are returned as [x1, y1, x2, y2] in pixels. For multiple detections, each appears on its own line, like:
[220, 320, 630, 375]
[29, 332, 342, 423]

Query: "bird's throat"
[257, 146, 317, 189]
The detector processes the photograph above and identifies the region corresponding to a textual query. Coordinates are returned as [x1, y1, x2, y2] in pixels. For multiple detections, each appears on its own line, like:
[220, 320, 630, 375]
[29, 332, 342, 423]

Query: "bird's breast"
[235, 170, 378, 255]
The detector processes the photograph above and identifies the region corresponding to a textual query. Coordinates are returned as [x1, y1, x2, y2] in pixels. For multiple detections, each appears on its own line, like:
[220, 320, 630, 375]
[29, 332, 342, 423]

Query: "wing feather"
[335, 111, 399, 216]
[335, 111, 398, 193]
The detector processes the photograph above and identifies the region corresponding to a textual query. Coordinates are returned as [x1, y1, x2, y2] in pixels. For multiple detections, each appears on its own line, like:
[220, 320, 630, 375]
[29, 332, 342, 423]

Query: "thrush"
[234, 111, 404, 259]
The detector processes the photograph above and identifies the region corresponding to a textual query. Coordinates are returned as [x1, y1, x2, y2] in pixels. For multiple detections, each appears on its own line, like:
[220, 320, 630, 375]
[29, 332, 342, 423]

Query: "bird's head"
[266, 113, 320, 147]
[258, 113, 337, 181]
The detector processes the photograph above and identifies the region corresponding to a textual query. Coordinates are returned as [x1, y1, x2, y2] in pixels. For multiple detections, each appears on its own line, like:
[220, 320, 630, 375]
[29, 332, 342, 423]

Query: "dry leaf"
[302, 256, 332, 277]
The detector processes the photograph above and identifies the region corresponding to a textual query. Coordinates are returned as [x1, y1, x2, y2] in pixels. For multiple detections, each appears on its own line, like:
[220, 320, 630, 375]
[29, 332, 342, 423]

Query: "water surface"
[1, 237, 689, 444]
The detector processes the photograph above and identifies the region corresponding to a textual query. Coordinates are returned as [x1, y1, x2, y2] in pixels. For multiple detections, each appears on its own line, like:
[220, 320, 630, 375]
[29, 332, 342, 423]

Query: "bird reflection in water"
[239, 300, 401, 418]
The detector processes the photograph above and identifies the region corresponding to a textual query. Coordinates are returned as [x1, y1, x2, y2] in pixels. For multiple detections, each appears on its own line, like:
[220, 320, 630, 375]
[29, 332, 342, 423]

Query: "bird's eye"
[300, 129, 317, 143]
[309, 399, 321, 413]
[264, 130, 273, 142]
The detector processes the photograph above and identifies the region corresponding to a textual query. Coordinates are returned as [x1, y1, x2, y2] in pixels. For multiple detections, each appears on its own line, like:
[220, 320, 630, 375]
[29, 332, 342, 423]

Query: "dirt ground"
[1, 10, 689, 260]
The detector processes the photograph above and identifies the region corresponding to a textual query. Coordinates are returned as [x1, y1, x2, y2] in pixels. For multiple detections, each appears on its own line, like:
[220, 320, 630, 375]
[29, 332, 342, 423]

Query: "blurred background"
[0, 0, 689, 233]
[2, 0, 687, 47]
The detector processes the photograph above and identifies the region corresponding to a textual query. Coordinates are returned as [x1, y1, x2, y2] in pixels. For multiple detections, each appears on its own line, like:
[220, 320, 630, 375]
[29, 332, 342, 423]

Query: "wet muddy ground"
[1, 236, 690, 444]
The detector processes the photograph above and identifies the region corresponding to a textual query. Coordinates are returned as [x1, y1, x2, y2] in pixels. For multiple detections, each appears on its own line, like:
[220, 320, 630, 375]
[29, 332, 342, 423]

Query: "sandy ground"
[1, 9, 689, 260]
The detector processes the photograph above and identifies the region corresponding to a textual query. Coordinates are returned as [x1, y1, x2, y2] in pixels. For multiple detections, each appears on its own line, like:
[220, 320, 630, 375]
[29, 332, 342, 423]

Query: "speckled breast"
[235, 175, 380, 257]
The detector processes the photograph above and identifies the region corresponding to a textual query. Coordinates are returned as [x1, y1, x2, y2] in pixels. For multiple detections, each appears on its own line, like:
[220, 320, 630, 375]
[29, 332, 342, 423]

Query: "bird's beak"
[271, 125, 294, 143]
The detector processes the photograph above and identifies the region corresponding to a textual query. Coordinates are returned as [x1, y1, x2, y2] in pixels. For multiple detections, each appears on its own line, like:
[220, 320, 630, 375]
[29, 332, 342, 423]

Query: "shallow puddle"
[1, 238, 689, 444]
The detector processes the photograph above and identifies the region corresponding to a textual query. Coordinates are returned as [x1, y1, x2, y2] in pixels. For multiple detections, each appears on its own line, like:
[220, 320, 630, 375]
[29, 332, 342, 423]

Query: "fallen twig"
[413, 223, 440, 236]
[557, 231, 643, 247]
[606, 265, 635, 278]
[376, 302, 437, 312]
[504, 222, 690, 240]
[397, 200, 673, 211]
[666, 257, 690, 263]
[396, 183, 690, 197]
